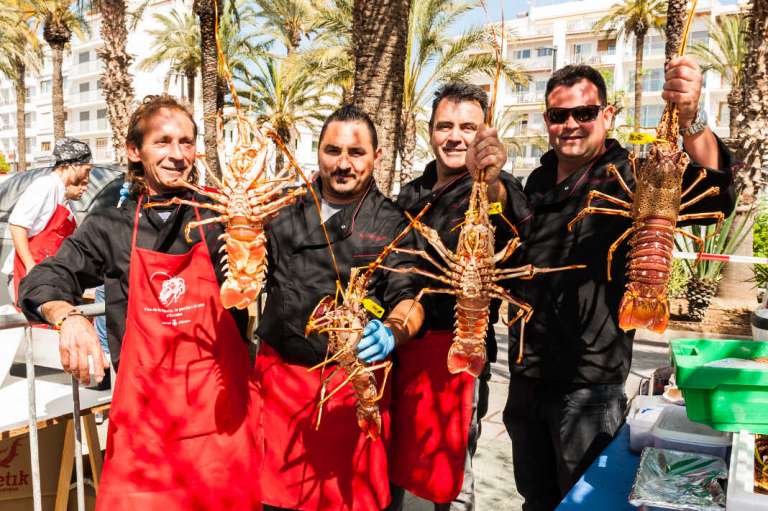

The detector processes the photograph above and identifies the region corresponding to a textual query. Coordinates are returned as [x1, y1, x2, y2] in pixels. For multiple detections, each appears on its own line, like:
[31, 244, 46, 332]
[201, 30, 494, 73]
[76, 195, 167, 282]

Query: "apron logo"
[150, 272, 187, 306]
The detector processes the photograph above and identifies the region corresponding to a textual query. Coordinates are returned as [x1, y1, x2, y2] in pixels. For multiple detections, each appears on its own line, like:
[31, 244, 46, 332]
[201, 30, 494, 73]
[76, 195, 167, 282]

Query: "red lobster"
[304, 208, 428, 439]
[566, 2, 723, 333]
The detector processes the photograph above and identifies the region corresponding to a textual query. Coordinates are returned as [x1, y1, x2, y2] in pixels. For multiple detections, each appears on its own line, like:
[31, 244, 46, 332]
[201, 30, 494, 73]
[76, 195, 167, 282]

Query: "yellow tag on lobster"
[628, 132, 659, 145]
[488, 202, 503, 215]
[361, 298, 384, 318]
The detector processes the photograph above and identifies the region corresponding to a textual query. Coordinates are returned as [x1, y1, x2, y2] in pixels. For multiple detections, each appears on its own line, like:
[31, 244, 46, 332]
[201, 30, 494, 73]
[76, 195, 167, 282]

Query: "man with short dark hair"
[389, 82, 530, 511]
[504, 60, 736, 510]
[3, 137, 92, 304]
[255, 104, 425, 511]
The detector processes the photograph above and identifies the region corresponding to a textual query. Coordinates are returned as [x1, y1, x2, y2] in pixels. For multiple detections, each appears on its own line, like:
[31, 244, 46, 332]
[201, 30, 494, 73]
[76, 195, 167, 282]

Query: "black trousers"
[503, 375, 627, 511]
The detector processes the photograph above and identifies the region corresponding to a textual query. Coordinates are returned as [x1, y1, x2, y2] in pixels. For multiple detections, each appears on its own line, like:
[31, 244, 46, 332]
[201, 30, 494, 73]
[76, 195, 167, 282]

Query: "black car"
[0, 165, 125, 305]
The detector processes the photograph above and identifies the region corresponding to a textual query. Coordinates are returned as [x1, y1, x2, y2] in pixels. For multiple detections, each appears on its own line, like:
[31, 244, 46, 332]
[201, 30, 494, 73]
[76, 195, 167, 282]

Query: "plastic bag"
[628, 447, 727, 510]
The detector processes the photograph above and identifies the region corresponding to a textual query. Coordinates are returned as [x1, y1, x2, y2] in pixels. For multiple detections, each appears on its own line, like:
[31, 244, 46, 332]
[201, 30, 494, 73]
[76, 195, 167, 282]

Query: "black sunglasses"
[545, 105, 604, 124]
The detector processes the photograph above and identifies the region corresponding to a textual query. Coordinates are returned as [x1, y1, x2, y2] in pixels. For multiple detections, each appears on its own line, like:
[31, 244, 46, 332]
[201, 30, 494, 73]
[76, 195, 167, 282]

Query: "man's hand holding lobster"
[465, 126, 508, 204]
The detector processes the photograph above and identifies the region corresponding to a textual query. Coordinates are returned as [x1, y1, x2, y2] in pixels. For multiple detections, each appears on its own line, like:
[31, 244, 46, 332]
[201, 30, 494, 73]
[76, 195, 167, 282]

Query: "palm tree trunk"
[51, 42, 66, 141]
[14, 64, 26, 172]
[633, 30, 646, 132]
[186, 69, 196, 111]
[726, 86, 741, 141]
[194, 0, 223, 181]
[163, 72, 171, 93]
[352, 0, 412, 197]
[96, 0, 135, 166]
[399, 112, 416, 187]
[664, 0, 688, 64]
[735, 0, 768, 205]
[275, 126, 291, 176]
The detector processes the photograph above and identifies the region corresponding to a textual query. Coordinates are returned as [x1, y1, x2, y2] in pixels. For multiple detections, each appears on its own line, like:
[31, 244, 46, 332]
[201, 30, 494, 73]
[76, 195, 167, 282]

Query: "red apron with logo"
[96, 201, 261, 510]
[389, 330, 475, 503]
[256, 342, 391, 511]
[13, 203, 76, 303]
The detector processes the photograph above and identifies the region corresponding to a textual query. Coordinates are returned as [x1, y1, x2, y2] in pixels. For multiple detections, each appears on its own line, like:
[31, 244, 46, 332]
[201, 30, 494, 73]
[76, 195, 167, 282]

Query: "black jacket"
[510, 138, 736, 384]
[256, 179, 421, 366]
[18, 191, 250, 369]
[396, 161, 532, 363]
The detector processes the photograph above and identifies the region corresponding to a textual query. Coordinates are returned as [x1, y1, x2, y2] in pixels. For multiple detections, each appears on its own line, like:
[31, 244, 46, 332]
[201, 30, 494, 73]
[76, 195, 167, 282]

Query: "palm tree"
[139, 10, 201, 107]
[251, 0, 316, 55]
[235, 56, 327, 172]
[26, 0, 89, 141]
[690, 15, 747, 140]
[734, 0, 768, 205]
[594, 0, 666, 131]
[86, 0, 135, 165]
[353, 0, 410, 196]
[194, 0, 223, 179]
[664, 0, 688, 64]
[399, 0, 528, 184]
[0, 2, 41, 172]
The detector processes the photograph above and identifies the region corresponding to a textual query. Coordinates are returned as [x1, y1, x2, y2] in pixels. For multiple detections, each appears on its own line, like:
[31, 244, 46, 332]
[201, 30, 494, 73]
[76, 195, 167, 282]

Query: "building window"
[598, 39, 616, 55]
[514, 49, 531, 60]
[79, 111, 90, 122]
[40, 80, 51, 94]
[572, 43, 593, 56]
[79, 82, 91, 93]
[41, 141, 51, 152]
[24, 112, 34, 128]
[537, 47, 553, 57]
[718, 102, 730, 127]
[311, 138, 319, 153]
[78, 51, 91, 64]
[96, 137, 108, 154]
[96, 79, 103, 90]
[644, 68, 664, 92]
[25, 86, 35, 98]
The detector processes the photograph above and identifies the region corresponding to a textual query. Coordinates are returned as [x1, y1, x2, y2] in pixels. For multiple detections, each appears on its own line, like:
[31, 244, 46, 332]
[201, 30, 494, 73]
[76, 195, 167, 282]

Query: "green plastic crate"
[670, 338, 768, 434]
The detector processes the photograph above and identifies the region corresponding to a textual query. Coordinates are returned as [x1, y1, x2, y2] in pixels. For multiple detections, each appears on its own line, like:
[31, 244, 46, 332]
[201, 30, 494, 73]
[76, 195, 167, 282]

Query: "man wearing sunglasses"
[503, 61, 736, 510]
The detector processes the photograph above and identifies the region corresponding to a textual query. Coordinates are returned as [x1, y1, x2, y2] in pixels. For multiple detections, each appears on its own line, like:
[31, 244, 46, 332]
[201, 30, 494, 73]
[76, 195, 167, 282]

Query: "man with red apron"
[3, 137, 92, 305]
[254, 105, 424, 511]
[391, 83, 530, 510]
[17, 96, 261, 509]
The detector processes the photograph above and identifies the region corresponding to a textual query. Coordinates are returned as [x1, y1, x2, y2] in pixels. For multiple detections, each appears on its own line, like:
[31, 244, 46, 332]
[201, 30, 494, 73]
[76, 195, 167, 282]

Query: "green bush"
[668, 259, 690, 298]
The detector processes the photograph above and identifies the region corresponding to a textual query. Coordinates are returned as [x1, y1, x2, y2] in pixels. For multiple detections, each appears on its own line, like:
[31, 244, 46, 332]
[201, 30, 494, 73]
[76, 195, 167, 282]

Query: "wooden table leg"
[83, 414, 103, 491]
[54, 419, 74, 511]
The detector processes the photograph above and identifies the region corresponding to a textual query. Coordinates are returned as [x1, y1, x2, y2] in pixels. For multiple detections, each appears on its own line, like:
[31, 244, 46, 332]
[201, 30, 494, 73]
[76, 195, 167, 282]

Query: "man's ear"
[602, 105, 616, 130]
[373, 146, 383, 169]
[126, 143, 141, 163]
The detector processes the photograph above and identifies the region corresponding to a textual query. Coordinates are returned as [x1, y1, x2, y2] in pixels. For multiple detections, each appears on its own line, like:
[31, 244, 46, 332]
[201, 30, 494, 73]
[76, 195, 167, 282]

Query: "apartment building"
[470, 0, 742, 178]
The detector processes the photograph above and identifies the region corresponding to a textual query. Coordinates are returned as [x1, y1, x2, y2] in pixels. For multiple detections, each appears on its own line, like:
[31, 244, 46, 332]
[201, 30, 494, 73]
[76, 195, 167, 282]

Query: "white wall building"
[468, 0, 743, 178]
[0, 0, 320, 174]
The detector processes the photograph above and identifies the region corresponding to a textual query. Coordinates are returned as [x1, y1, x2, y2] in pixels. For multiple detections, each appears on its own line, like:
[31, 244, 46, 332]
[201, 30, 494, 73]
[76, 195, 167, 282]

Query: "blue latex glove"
[117, 182, 131, 207]
[357, 319, 395, 363]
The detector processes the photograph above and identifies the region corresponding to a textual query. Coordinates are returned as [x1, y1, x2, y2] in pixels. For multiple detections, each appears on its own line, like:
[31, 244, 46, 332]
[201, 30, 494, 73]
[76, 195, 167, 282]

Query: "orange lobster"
[566, 0, 723, 333]
[383, 184, 583, 376]
[304, 208, 428, 439]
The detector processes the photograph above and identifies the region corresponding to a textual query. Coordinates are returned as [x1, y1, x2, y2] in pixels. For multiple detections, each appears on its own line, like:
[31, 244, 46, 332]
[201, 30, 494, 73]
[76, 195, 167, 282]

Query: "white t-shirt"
[2, 173, 72, 275]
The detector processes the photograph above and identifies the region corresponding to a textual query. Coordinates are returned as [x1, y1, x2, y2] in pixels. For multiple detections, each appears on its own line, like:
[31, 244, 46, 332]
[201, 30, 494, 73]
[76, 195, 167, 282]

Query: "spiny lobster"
[383, 183, 583, 376]
[566, 0, 723, 333]
[304, 207, 428, 440]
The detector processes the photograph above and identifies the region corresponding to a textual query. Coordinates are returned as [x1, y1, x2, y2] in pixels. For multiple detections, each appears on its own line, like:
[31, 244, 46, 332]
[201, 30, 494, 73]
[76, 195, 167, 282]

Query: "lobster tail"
[618, 283, 670, 333]
[220, 231, 267, 309]
[447, 343, 486, 377]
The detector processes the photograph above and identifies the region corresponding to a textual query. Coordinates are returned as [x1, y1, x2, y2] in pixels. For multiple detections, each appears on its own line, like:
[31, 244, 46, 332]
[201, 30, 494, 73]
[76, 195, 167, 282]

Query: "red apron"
[389, 330, 475, 503]
[97, 201, 261, 510]
[256, 342, 391, 511]
[13, 203, 76, 303]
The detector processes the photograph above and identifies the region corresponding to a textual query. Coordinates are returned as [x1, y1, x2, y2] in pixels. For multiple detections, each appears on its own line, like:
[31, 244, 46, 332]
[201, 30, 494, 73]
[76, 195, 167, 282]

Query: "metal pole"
[25, 326, 42, 511]
[72, 376, 85, 511]
[552, 46, 558, 71]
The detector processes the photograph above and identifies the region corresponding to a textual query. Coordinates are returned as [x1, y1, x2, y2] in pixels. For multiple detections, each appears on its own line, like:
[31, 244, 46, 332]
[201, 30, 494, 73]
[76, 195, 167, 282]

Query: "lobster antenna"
[361, 203, 432, 284]
[478, 1, 505, 183]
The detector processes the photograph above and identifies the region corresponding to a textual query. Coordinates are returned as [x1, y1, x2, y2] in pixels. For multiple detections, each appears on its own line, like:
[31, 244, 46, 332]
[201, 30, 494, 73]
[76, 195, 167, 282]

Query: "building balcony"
[568, 52, 616, 66]
[520, 57, 555, 70]
[508, 92, 545, 105]
[566, 19, 599, 33]
[69, 60, 104, 77]
[69, 89, 104, 104]
[66, 119, 110, 134]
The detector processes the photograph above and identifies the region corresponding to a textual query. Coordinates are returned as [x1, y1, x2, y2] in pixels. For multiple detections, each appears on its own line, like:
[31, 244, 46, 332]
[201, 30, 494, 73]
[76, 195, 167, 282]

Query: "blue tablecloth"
[556, 425, 640, 510]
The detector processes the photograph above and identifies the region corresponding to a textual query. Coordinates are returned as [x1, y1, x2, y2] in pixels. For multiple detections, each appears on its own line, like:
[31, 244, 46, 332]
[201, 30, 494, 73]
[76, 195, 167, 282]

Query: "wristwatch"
[679, 109, 707, 137]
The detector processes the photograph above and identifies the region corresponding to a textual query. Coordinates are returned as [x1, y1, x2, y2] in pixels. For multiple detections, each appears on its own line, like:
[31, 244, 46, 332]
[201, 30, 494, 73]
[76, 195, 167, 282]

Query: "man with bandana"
[3, 137, 92, 304]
